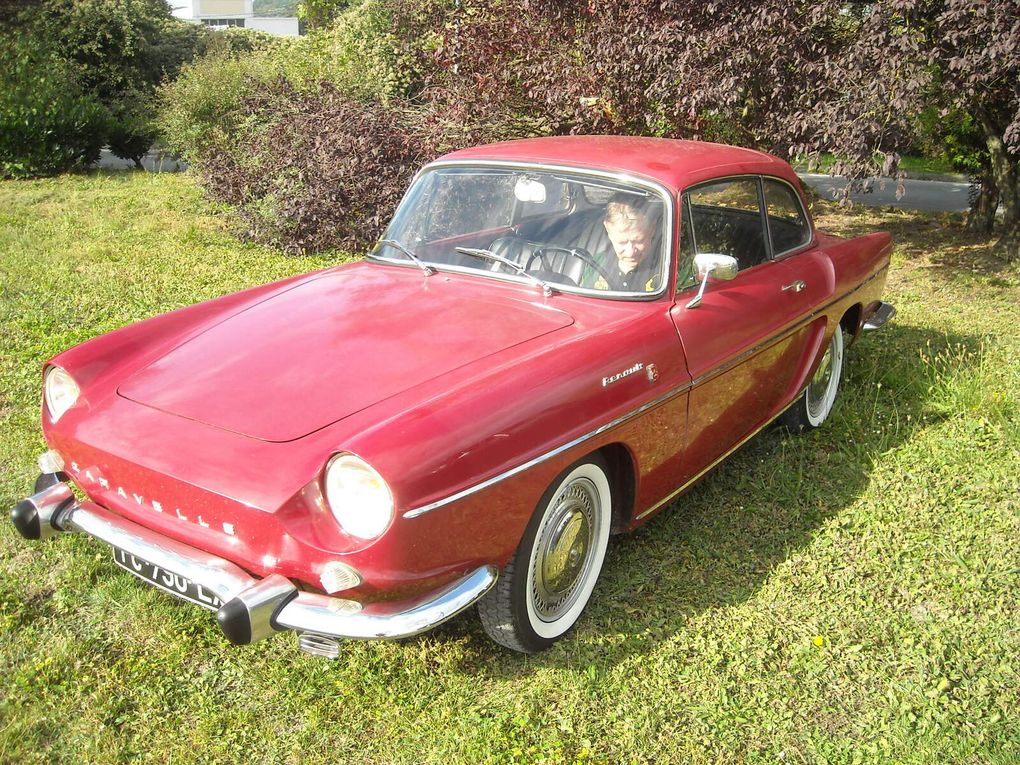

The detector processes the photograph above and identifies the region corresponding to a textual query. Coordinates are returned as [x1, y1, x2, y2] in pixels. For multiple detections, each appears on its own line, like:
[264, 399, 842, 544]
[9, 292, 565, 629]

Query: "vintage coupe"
[10, 137, 894, 655]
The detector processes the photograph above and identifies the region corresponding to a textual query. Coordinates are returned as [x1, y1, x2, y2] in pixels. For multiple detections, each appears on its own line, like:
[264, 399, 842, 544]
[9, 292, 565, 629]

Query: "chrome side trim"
[690, 266, 886, 389]
[636, 275, 888, 522]
[402, 381, 693, 519]
[403, 265, 887, 520]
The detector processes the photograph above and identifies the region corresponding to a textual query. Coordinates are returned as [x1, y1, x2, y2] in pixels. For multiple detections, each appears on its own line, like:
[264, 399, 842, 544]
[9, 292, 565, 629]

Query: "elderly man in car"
[589, 194, 661, 292]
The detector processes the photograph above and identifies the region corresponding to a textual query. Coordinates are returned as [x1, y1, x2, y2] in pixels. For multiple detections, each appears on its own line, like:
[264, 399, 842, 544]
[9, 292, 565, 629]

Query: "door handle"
[782, 280, 806, 293]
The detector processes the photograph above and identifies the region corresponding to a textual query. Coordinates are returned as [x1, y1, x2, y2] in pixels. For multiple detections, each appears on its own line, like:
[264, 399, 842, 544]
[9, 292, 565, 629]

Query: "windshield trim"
[367, 159, 676, 301]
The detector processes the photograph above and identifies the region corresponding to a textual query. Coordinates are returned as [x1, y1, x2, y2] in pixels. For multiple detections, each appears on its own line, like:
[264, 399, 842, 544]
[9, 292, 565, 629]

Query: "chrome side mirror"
[686, 253, 738, 309]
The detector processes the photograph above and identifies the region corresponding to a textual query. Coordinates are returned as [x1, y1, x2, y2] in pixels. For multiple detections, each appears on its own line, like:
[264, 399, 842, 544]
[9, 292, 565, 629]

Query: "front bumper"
[11, 480, 497, 654]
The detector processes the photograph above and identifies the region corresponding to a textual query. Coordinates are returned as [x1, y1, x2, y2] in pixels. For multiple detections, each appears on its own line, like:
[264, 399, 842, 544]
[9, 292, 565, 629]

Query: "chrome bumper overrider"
[10, 481, 498, 652]
[863, 301, 896, 331]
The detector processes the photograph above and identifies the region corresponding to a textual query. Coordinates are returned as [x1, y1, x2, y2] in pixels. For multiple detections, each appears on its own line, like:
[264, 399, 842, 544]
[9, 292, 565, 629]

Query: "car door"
[669, 175, 827, 484]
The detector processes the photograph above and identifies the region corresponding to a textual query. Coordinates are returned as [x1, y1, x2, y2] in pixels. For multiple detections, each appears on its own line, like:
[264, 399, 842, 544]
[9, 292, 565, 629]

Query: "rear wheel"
[478, 456, 612, 653]
[780, 327, 845, 433]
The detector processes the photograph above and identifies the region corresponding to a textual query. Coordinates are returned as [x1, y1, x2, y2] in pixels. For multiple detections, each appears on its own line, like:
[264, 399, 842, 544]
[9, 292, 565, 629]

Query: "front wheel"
[478, 456, 612, 653]
[780, 327, 845, 433]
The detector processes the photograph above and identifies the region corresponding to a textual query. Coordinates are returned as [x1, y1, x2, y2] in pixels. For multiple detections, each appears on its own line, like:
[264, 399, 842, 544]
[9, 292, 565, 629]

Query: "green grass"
[2, 172, 1019, 764]
[796, 153, 960, 178]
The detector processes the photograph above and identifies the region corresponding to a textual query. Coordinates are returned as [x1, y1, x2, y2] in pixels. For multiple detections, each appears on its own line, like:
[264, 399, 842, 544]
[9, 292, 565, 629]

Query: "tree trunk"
[966, 171, 998, 234]
[978, 110, 1019, 262]
[991, 170, 1018, 261]
[996, 224, 1019, 262]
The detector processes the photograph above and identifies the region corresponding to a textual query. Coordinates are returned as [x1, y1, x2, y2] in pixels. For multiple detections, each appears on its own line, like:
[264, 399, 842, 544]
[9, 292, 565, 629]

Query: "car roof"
[435, 136, 798, 193]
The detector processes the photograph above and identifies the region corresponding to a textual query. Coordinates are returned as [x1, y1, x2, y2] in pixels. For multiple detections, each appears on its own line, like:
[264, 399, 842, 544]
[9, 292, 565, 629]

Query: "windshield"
[372, 166, 669, 297]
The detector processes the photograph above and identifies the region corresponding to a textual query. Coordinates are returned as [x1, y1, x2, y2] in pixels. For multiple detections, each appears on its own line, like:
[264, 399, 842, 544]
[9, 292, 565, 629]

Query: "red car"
[11, 137, 895, 655]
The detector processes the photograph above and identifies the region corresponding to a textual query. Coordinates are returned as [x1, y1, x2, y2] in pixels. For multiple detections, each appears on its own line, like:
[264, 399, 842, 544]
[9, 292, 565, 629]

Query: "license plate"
[113, 547, 223, 610]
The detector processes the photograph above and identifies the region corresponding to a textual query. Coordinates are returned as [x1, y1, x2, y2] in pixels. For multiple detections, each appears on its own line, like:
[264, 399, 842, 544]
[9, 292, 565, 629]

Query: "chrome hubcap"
[531, 478, 600, 622]
[806, 343, 834, 419]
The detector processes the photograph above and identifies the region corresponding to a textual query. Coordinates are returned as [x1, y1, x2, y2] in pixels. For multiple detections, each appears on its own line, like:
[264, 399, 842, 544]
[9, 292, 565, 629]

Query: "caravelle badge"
[67, 461, 237, 536]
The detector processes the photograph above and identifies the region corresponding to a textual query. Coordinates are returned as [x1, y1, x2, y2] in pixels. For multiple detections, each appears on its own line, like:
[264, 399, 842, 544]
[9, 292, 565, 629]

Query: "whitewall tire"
[478, 456, 612, 653]
[781, 327, 845, 433]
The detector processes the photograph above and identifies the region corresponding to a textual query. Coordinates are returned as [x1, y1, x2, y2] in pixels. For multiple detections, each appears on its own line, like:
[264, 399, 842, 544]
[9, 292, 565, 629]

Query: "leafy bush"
[0, 0, 209, 173]
[156, 0, 481, 251]
[33, 0, 208, 100]
[0, 38, 108, 178]
[158, 0, 407, 166]
[156, 54, 257, 164]
[108, 94, 160, 168]
[209, 26, 280, 56]
[156, 0, 560, 252]
[201, 80, 432, 252]
[210, 79, 550, 251]
[283, 0, 407, 98]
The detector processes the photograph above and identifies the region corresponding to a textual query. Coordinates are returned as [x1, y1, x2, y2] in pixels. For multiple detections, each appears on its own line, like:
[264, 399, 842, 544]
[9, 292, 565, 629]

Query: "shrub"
[158, 0, 413, 165]
[280, 0, 408, 99]
[33, 0, 209, 101]
[108, 94, 160, 168]
[0, 38, 108, 178]
[157, 0, 480, 251]
[198, 73, 552, 253]
[2, 0, 209, 175]
[208, 26, 279, 57]
[156, 53, 256, 164]
[201, 79, 432, 253]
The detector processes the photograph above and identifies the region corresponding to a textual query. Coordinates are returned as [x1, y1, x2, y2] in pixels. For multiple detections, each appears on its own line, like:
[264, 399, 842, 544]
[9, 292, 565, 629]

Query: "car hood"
[117, 264, 574, 441]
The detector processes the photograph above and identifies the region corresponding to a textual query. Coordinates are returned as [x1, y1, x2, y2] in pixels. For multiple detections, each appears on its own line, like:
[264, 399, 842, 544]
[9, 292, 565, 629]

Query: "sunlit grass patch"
[1, 172, 1018, 765]
[918, 339, 1019, 442]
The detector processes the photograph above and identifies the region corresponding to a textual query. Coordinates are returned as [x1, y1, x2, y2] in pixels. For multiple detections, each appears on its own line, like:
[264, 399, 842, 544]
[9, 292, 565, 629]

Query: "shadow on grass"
[420, 321, 989, 675]
[812, 204, 1017, 280]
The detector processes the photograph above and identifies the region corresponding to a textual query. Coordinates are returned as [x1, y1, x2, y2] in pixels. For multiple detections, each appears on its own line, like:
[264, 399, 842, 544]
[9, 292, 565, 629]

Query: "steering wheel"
[524, 245, 616, 289]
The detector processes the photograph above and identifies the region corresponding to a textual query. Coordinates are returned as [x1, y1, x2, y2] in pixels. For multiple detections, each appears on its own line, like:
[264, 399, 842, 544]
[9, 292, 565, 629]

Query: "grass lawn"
[795, 153, 961, 178]
[1, 172, 1018, 764]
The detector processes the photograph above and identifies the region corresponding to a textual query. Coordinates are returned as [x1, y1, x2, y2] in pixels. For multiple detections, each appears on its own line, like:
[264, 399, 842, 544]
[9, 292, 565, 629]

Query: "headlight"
[44, 366, 80, 423]
[323, 454, 393, 540]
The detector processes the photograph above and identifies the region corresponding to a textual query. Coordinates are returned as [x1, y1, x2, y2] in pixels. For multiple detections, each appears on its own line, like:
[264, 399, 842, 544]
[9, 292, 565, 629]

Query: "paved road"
[798, 172, 972, 213]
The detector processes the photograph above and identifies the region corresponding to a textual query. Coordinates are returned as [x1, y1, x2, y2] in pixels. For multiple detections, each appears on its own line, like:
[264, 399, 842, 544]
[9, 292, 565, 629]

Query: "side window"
[764, 179, 811, 254]
[685, 178, 768, 271]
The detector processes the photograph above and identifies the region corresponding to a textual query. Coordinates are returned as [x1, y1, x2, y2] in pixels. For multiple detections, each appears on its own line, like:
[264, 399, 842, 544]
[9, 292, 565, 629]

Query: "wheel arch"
[596, 442, 636, 534]
[841, 303, 863, 346]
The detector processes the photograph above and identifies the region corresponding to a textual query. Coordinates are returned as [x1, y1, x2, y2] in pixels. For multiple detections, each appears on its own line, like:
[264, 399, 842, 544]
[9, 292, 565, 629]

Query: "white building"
[173, 0, 302, 36]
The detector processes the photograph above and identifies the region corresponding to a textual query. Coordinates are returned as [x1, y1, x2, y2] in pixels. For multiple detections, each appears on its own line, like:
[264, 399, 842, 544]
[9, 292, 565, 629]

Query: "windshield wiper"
[376, 239, 436, 277]
[455, 246, 555, 297]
